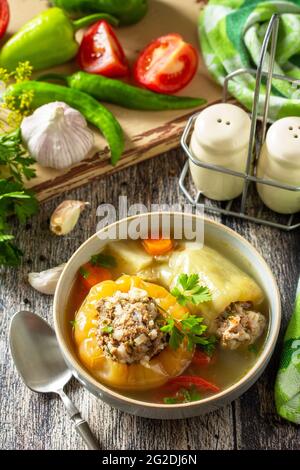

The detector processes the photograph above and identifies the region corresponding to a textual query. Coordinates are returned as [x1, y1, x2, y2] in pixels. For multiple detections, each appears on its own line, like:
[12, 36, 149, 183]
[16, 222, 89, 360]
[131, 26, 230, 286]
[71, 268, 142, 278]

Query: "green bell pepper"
[52, 0, 148, 25]
[0, 7, 118, 71]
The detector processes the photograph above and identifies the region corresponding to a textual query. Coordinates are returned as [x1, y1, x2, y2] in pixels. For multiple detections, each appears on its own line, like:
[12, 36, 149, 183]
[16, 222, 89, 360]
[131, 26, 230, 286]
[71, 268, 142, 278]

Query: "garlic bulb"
[50, 200, 89, 235]
[28, 264, 66, 295]
[21, 102, 94, 169]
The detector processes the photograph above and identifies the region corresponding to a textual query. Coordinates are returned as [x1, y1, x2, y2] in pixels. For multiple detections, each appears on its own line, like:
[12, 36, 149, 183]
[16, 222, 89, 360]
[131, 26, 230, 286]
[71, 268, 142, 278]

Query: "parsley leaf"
[90, 253, 117, 268]
[79, 266, 90, 279]
[161, 313, 216, 352]
[70, 320, 78, 328]
[248, 344, 259, 355]
[0, 129, 38, 267]
[0, 129, 36, 183]
[171, 274, 212, 306]
[163, 386, 201, 404]
[163, 397, 178, 404]
[199, 335, 217, 356]
[161, 317, 184, 350]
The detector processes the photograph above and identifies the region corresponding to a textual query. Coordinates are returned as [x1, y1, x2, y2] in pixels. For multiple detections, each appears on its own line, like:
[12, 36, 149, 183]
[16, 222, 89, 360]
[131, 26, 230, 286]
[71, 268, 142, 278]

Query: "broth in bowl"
[66, 238, 268, 405]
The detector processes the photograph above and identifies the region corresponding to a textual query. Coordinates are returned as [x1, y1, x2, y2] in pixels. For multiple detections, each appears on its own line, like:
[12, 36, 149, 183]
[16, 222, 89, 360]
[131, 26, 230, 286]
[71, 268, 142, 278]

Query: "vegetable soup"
[66, 238, 268, 404]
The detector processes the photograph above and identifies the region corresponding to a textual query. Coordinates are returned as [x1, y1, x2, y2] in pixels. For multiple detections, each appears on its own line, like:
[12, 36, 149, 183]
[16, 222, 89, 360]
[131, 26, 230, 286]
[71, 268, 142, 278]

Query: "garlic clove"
[28, 264, 66, 295]
[50, 200, 89, 236]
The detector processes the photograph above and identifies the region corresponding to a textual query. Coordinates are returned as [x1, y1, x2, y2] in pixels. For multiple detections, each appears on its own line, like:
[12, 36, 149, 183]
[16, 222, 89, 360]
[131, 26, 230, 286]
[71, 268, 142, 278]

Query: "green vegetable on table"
[39, 71, 206, 111]
[4, 80, 124, 165]
[275, 277, 300, 424]
[0, 7, 118, 71]
[0, 129, 38, 267]
[52, 0, 148, 26]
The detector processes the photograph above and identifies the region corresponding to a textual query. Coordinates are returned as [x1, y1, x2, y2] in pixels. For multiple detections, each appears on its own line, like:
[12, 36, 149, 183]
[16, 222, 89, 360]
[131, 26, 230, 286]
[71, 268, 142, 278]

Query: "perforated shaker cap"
[266, 117, 300, 169]
[194, 103, 251, 152]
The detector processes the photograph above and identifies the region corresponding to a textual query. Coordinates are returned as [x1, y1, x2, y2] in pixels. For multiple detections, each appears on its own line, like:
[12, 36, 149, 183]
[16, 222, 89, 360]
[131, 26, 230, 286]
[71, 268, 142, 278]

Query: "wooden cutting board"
[6, 0, 221, 201]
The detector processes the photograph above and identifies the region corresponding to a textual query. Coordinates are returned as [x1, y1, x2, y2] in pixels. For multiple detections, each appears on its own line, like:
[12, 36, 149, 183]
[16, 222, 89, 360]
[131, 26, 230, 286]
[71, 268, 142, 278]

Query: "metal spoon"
[9, 310, 100, 450]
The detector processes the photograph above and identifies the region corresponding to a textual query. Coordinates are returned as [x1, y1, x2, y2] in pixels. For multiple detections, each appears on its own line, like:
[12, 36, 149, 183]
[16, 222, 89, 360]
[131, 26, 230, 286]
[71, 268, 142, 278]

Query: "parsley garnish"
[163, 386, 201, 404]
[102, 326, 114, 334]
[161, 313, 215, 352]
[171, 274, 212, 306]
[248, 344, 258, 355]
[163, 397, 178, 404]
[79, 266, 90, 279]
[70, 320, 78, 328]
[200, 335, 217, 356]
[90, 253, 117, 268]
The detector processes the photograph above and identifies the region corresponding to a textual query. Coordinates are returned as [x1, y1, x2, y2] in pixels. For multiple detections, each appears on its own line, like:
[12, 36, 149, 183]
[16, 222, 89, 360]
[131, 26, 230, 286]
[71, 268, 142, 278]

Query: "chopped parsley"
[70, 319, 78, 328]
[163, 397, 178, 404]
[248, 344, 259, 355]
[171, 274, 212, 306]
[90, 253, 117, 268]
[102, 326, 114, 334]
[163, 386, 201, 404]
[79, 266, 90, 279]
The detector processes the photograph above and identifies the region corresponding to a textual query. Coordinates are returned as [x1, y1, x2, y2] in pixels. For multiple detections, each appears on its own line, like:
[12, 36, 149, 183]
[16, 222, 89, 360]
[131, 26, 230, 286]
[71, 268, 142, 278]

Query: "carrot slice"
[142, 237, 173, 256]
[79, 262, 112, 290]
[168, 375, 220, 393]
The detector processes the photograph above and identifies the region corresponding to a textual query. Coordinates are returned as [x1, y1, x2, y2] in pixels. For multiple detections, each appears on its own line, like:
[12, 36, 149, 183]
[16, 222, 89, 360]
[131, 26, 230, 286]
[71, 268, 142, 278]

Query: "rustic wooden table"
[1, 149, 299, 450]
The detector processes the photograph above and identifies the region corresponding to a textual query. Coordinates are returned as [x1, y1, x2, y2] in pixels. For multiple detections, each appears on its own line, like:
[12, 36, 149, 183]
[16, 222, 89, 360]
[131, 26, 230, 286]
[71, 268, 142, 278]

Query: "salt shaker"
[189, 103, 251, 201]
[257, 117, 300, 214]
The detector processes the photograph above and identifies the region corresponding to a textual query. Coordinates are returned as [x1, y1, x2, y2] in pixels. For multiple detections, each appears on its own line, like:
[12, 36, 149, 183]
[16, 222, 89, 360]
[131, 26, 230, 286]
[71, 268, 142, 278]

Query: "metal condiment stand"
[179, 14, 300, 231]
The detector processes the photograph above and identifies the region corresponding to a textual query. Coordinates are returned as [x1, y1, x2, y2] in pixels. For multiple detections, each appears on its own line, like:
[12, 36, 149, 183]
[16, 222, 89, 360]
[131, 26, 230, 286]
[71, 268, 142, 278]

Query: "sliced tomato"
[192, 350, 215, 367]
[79, 262, 112, 290]
[0, 0, 9, 40]
[134, 33, 198, 94]
[77, 20, 129, 78]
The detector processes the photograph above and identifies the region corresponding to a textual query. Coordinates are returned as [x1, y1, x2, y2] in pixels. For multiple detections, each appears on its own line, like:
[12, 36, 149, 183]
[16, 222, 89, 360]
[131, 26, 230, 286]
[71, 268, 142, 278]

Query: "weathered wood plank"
[0, 150, 299, 450]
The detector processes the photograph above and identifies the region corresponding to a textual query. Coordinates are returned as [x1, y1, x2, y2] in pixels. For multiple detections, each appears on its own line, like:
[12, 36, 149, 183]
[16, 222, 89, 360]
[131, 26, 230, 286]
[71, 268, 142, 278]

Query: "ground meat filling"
[96, 287, 167, 364]
[216, 302, 266, 350]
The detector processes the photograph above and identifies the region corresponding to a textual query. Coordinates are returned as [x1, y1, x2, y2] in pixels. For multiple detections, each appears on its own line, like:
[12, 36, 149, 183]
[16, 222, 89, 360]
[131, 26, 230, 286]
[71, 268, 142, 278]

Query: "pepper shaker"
[257, 117, 300, 214]
[189, 103, 251, 201]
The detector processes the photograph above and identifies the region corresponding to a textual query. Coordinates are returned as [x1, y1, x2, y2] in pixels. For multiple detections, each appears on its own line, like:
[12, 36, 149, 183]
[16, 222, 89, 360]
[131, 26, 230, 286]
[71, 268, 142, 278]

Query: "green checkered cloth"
[199, 0, 300, 120]
[275, 278, 300, 424]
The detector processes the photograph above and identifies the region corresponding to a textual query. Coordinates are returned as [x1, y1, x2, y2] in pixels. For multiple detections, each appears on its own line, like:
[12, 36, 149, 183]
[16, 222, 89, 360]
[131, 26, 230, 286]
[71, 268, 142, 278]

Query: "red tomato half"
[0, 0, 9, 40]
[134, 33, 198, 94]
[77, 20, 129, 78]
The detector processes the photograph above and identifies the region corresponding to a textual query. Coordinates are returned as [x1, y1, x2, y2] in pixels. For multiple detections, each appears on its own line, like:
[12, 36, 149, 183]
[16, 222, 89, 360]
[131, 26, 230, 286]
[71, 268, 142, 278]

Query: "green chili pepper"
[5, 81, 124, 165]
[52, 0, 148, 25]
[38, 71, 207, 111]
[0, 7, 118, 71]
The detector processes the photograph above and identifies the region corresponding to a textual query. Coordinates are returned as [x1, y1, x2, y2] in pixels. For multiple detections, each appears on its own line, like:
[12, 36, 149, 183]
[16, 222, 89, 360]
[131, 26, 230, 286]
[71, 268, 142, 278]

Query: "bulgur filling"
[96, 287, 167, 364]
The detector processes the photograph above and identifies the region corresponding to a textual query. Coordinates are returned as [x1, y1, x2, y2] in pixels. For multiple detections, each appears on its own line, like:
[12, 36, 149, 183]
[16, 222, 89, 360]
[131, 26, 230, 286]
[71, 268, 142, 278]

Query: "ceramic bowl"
[53, 213, 281, 419]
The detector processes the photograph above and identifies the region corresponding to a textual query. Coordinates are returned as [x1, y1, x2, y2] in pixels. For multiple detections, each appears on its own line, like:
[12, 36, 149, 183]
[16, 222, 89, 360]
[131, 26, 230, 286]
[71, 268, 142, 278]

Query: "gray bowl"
[53, 213, 281, 419]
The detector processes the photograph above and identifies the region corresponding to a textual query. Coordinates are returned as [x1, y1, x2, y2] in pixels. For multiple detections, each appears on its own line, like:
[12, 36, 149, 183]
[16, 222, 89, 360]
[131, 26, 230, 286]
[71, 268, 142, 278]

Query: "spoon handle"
[72, 414, 101, 450]
[58, 389, 100, 450]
